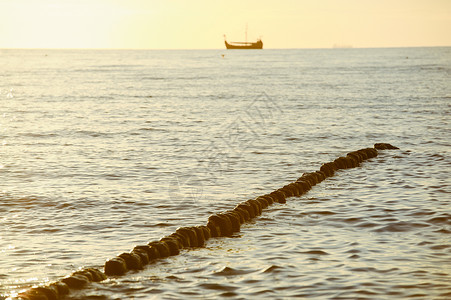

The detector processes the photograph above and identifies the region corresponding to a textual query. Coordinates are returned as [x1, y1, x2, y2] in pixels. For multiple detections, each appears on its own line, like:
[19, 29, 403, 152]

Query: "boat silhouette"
[224, 38, 263, 49]
[224, 25, 263, 49]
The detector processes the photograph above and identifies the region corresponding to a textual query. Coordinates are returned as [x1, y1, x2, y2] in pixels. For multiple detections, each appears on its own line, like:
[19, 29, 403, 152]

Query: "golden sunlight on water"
[0, 47, 450, 299]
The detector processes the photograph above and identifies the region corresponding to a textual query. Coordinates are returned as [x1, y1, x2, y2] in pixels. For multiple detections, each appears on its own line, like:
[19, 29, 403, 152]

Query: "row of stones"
[15, 268, 106, 300]
[103, 145, 388, 275]
[15, 143, 398, 300]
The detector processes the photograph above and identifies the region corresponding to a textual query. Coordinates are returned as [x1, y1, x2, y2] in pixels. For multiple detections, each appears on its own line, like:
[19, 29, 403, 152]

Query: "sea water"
[0, 48, 450, 299]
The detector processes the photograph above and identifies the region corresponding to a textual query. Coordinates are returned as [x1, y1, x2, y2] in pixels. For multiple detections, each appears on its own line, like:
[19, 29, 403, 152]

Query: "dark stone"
[255, 196, 269, 209]
[84, 268, 107, 282]
[207, 220, 221, 237]
[261, 195, 274, 205]
[236, 202, 255, 219]
[30, 287, 58, 300]
[221, 212, 241, 233]
[374, 143, 400, 150]
[233, 207, 250, 221]
[18, 290, 48, 300]
[49, 281, 69, 296]
[192, 226, 206, 247]
[118, 252, 142, 270]
[159, 238, 180, 255]
[61, 274, 89, 289]
[315, 171, 326, 182]
[199, 225, 211, 240]
[176, 227, 198, 247]
[269, 190, 286, 203]
[334, 157, 348, 169]
[148, 241, 171, 257]
[246, 199, 262, 215]
[208, 214, 233, 236]
[168, 232, 189, 248]
[131, 249, 150, 265]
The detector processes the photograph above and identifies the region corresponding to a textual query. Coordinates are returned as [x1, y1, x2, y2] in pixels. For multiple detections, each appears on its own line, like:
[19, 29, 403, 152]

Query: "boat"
[224, 39, 263, 49]
[224, 25, 263, 49]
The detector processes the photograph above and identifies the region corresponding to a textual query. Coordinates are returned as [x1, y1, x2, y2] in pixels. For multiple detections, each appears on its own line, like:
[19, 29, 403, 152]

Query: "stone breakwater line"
[13, 143, 399, 300]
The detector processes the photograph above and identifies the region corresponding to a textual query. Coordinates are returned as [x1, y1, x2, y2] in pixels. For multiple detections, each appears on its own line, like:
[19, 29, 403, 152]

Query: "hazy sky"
[1, 0, 450, 49]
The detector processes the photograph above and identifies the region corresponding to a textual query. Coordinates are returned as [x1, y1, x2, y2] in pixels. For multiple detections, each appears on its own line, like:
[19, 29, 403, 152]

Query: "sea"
[0, 47, 450, 299]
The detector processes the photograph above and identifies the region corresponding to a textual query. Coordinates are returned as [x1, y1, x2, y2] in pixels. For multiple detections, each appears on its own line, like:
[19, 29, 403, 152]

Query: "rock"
[148, 241, 171, 257]
[221, 212, 241, 232]
[176, 227, 198, 247]
[104, 257, 127, 276]
[118, 252, 142, 270]
[233, 206, 250, 221]
[131, 249, 150, 265]
[61, 274, 90, 289]
[49, 281, 69, 296]
[159, 238, 180, 255]
[208, 214, 233, 237]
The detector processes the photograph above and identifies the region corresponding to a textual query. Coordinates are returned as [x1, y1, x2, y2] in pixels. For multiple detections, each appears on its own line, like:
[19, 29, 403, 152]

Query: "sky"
[0, 0, 450, 49]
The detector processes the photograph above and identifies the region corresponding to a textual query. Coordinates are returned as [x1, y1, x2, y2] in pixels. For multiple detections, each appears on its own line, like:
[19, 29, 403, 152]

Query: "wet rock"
[360, 147, 378, 158]
[221, 212, 241, 233]
[268, 190, 286, 203]
[159, 238, 180, 255]
[246, 199, 262, 215]
[207, 220, 221, 237]
[315, 171, 327, 182]
[374, 143, 399, 150]
[168, 232, 189, 248]
[236, 202, 255, 219]
[17, 289, 49, 300]
[118, 252, 143, 270]
[255, 196, 269, 209]
[29, 287, 58, 300]
[226, 209, 245, 224]
[72, 269, 93, 281]
[347, 151, 363, 163]
[192, 226, 206, 247]
[49, 281, 69, 296]
[334, 157, 348, 169]
[61, 274, 90, 289]
[176, 227, 198, 247]
[105, 257, 127, 276]
[208, 214, 233, 236]
[233, 206, 250, 221]
[298, 173, 317, 186]
[148, 241, 171, 257]
[199, 225, 211, 240]
[84, 268, 107, 282]
[296, 179, 311, 193]
[261, 195, 275, 205]
[131, 248, 150, 265]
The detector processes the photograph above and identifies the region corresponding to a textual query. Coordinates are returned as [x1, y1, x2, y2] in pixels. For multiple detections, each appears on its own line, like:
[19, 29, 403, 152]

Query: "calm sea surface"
[0, 48, 450, 299]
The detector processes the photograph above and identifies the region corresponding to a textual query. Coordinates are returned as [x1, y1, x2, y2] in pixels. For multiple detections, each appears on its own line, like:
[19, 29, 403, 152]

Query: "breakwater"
[14, 143, 399, 300]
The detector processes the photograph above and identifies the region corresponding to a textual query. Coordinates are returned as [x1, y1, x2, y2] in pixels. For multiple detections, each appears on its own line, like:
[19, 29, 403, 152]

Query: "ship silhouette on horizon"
[224, 37, 263, 49]
[224, 25, 263, 49]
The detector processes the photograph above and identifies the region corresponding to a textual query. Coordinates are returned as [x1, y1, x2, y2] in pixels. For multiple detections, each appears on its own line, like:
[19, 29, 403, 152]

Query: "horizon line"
[1, 45, 450, 51]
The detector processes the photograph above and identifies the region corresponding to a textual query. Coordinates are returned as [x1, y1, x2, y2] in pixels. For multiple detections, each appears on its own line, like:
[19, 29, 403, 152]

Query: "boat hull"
[225, 40, 263, 49]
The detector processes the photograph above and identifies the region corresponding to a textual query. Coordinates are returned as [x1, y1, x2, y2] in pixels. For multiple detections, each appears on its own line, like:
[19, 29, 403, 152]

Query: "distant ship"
[224, 39, 263, 49]
[224, 25, 263, 49]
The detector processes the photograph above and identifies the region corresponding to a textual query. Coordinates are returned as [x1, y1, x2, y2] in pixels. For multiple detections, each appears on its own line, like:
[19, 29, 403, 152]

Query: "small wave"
[426, 214, 451, 225]
[373, 221, 430, 232]
[213, 266, 254, 276]
[300, 250, 329, 255]
[198, 282, 237, 292]
[350, 267, 399, 273]
[262, 265, 283, 273]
